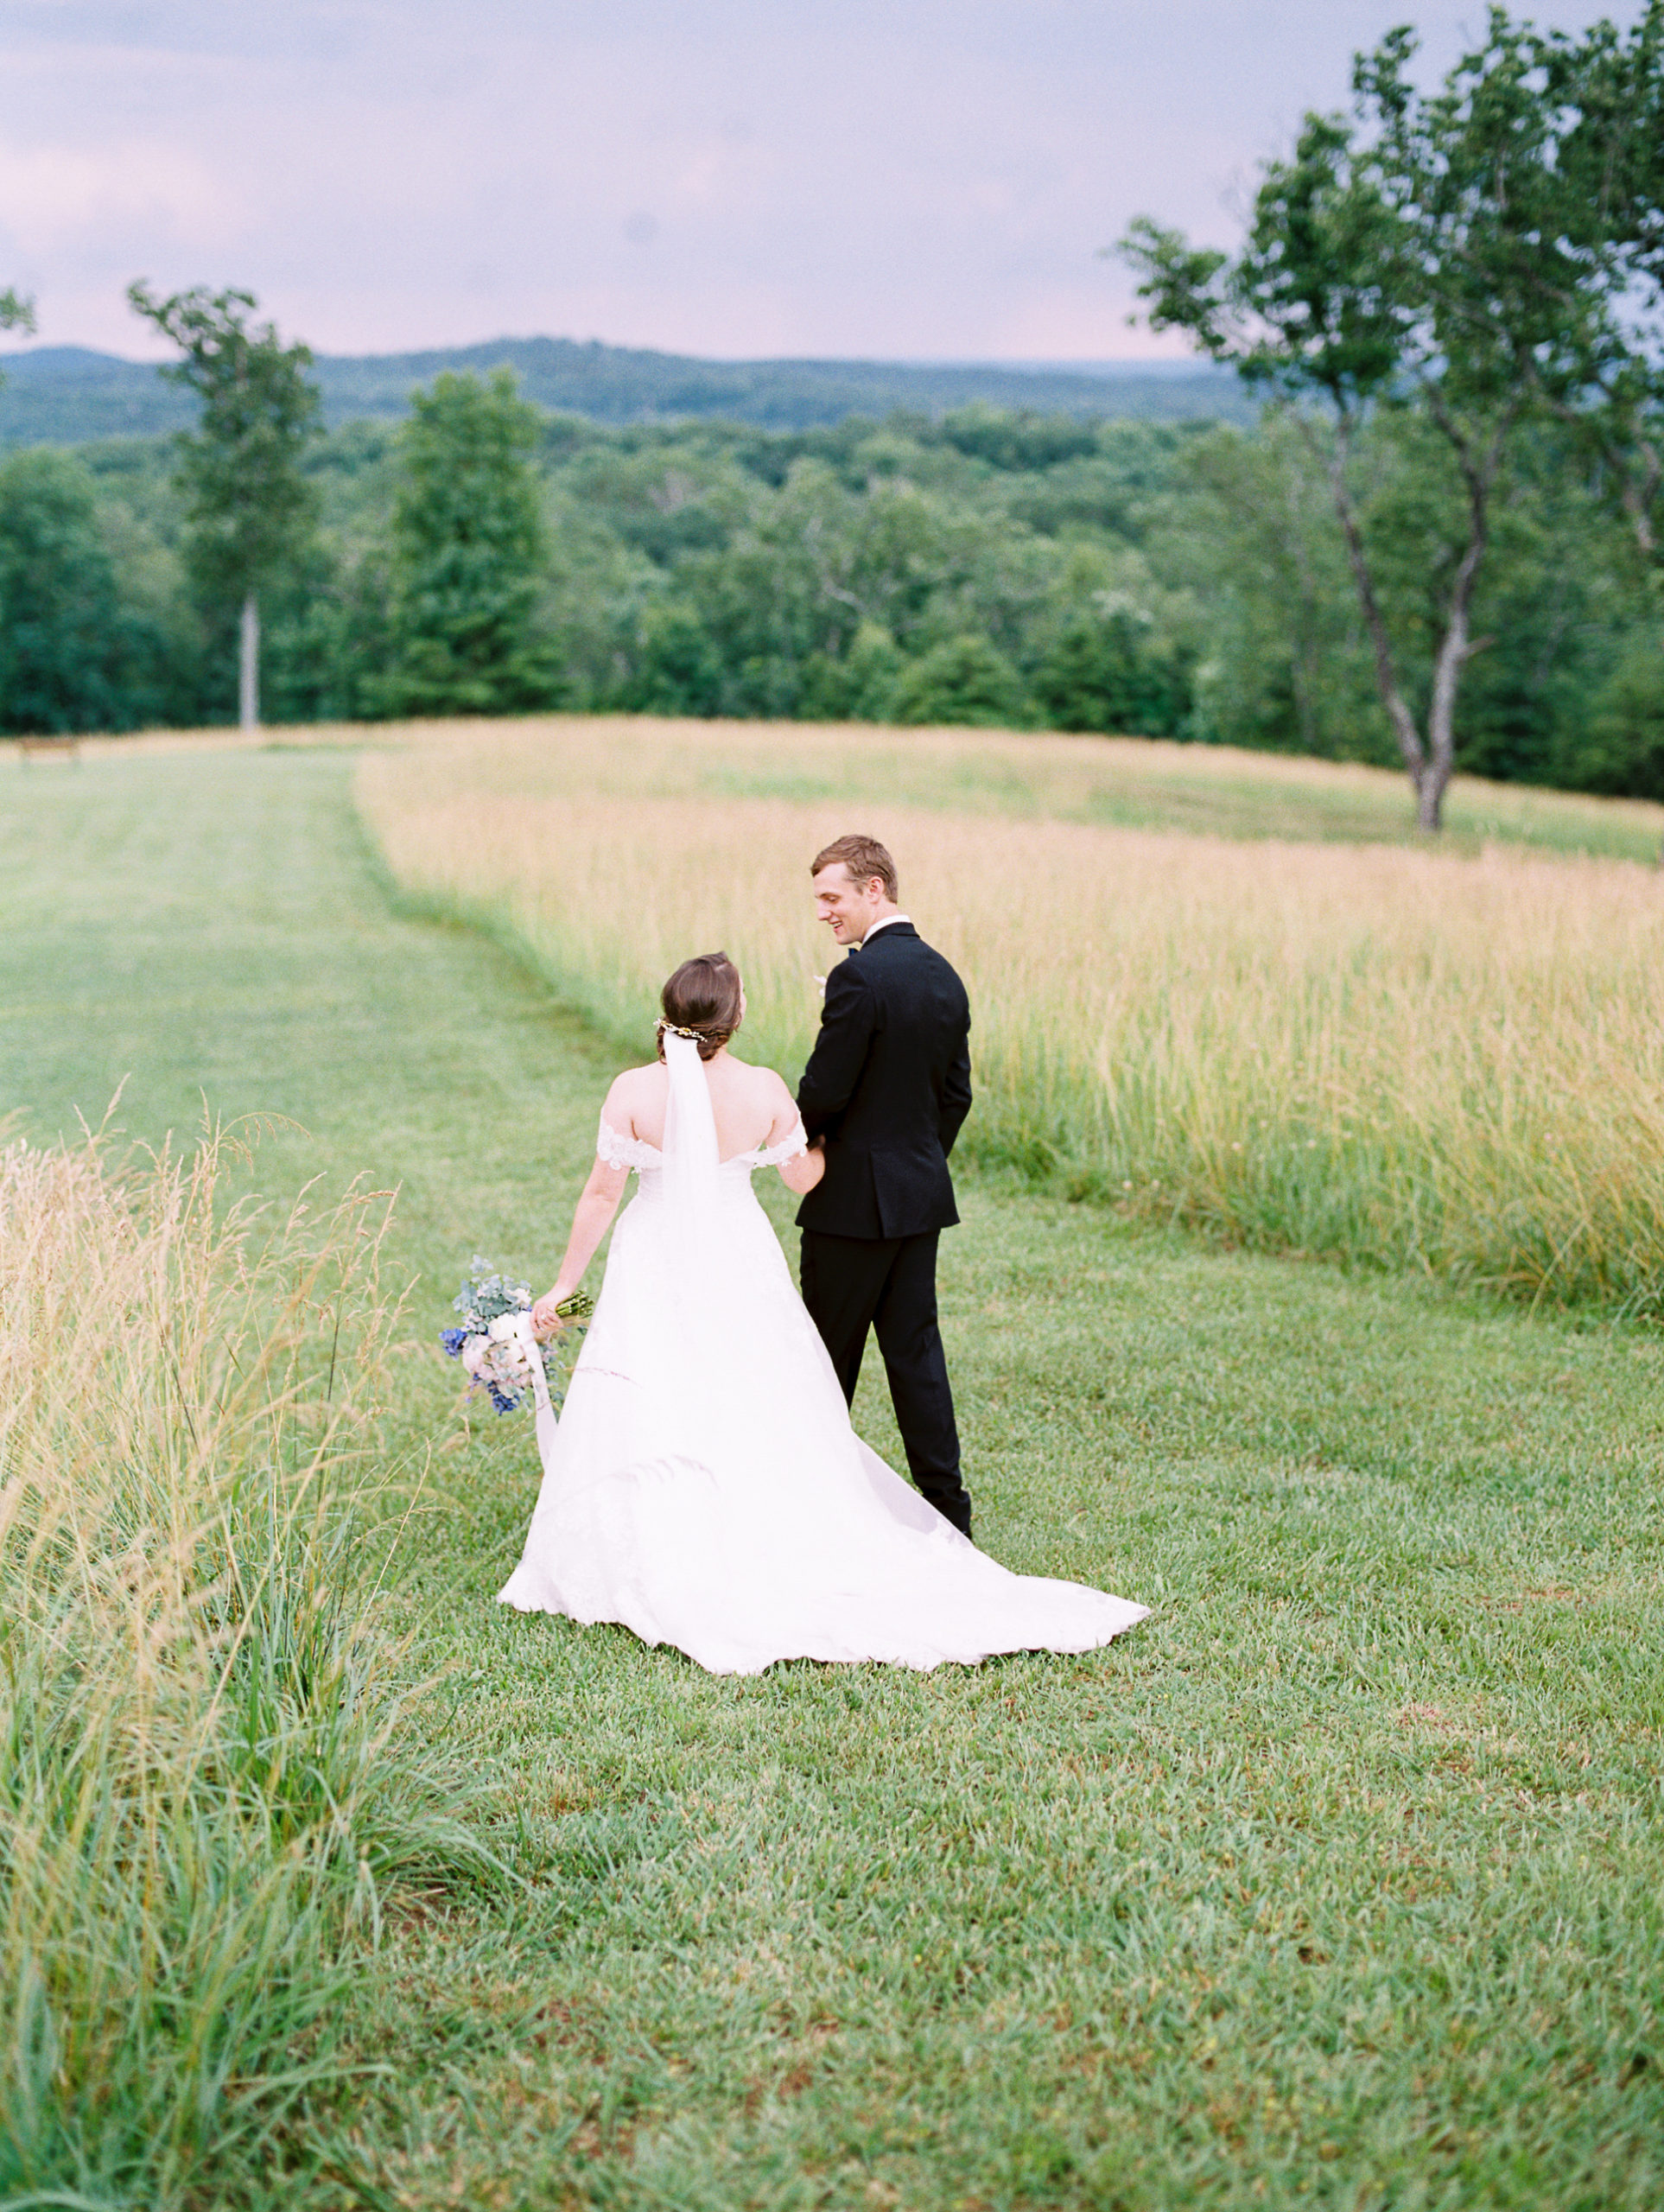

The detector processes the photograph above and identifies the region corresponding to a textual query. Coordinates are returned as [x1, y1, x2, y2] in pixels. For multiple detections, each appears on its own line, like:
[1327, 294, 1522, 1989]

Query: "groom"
[796, 835, 975, 1540]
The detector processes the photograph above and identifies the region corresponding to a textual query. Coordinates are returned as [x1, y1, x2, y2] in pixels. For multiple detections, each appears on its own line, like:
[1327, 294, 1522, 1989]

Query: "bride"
[498, 951, 1147, 1674]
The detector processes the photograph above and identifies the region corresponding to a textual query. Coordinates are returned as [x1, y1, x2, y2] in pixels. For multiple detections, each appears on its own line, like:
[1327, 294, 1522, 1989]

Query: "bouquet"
[441, 1258, 593, 1414]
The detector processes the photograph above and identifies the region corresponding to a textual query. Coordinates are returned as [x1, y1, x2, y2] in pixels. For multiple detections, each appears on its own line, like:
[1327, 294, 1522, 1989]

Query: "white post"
[239, 593, 260, 732]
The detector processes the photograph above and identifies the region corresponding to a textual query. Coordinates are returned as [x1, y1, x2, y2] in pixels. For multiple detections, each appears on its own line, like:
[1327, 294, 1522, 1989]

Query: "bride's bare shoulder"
[724, 1054, 792, 1099]
[603, 1063, 665, 1115]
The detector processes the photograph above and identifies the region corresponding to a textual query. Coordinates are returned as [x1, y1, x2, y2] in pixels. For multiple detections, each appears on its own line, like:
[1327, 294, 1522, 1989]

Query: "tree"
[1159, 415, 1368, 757]
[1580, 633, 1664, 795]
[1120, 10, 1606, 828]
[1530, 3, 1664, 563]
[629, 599, 727, 717]
[374, 370, 559, 717]
[887, 633, 1030, 728]
[0, 451, 124, 734]
[128, 283, 321, 730]
[0, 286, 34, 354]
[1032, 596, 1192, 736]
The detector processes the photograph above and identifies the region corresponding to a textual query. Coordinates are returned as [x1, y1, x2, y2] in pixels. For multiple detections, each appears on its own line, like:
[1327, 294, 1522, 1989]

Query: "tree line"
[2, 4, 1662, 824]
[2, 358, 1656, 805]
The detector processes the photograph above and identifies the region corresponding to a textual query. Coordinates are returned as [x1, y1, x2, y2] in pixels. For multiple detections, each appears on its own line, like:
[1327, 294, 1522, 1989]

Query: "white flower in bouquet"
[440, 1261, 593, 1414]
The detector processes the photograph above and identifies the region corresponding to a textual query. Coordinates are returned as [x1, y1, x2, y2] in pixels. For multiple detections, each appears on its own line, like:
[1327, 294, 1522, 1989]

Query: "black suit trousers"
[798, 1229, 972, 1537]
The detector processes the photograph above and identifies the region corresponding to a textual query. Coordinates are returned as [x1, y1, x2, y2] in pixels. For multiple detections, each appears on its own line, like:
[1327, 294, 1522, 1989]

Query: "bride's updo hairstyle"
[657, 951, 742, 1063]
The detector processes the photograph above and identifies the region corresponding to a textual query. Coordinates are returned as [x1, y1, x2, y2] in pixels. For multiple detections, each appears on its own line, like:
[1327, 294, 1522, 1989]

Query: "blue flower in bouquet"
[441, 1258, 593, 1415]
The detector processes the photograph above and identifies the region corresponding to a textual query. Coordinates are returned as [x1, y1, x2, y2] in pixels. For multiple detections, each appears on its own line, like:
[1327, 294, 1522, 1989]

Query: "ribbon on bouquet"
[504, 1310, 560, 1482]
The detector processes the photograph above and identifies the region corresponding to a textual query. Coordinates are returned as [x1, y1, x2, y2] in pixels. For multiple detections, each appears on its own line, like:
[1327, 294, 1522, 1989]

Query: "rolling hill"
[0, 335, 1250, 446]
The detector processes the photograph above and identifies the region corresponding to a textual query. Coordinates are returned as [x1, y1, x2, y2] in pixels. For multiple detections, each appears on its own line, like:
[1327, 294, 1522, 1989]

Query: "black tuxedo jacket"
[795, 922, 973, 1240]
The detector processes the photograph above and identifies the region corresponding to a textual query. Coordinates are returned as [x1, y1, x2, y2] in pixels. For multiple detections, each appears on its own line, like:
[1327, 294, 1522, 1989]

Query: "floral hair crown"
[656, 1016, 723, 1042]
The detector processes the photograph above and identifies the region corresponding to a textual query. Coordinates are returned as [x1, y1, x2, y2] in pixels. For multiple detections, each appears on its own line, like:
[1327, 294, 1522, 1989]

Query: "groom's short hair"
[812, 834, 898, 901]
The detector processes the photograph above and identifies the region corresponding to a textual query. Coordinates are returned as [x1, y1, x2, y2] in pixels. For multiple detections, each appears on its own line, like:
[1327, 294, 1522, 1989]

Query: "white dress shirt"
[855, 912, 911, 949]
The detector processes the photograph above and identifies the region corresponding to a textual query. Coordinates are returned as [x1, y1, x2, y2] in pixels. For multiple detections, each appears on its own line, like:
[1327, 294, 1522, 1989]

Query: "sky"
[0, 1, 1645, 365]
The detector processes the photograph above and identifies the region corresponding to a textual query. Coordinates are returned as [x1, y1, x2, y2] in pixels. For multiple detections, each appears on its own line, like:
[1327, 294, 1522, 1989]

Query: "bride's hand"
[778, 1137, 826, 1195]
[530, 1290, 569, 1338]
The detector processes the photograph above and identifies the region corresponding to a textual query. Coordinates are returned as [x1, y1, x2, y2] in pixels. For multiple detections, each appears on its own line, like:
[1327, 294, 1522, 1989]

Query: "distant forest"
[3, 369, 1657, 799]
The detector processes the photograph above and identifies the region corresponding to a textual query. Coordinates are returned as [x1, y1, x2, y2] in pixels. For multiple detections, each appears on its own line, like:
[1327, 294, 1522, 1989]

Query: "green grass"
[2, 743, 1661, 2209]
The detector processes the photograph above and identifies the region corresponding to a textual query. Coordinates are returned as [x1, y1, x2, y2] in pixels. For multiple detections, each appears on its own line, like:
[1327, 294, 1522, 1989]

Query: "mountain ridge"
[0, 334, 1251, 446]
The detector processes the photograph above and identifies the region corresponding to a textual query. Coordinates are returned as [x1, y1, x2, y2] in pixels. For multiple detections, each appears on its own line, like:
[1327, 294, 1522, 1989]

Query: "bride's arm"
[530, 1085, 634, 1342]
[531, 1156, 629, 1332]
[764, 1073, 824, 1194]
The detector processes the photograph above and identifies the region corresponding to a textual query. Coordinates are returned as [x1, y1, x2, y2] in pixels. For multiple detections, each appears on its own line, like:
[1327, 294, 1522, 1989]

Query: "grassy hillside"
[3, 736, 1660, 2207]
[359, 713, 1664, 860]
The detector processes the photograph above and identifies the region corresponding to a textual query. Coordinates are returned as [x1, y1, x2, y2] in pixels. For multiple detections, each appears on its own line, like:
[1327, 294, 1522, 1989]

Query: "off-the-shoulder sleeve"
[752, 1117, 809, 1169]
[596, 1116, 658, 1172]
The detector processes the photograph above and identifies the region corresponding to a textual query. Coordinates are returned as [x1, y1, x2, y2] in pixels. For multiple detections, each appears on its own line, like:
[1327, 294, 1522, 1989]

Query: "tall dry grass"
[334, 710, 1664, 859]
[359, 728, 1664, 1312]
[0, 1129, 497, 2206]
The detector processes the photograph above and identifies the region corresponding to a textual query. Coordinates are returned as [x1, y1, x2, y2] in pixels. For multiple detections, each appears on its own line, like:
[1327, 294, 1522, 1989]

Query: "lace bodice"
[596, 1115, 808, 1176]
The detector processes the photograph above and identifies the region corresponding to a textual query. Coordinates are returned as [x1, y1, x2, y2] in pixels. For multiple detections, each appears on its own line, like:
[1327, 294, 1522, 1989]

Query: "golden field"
[357, 718, 1664, 1309]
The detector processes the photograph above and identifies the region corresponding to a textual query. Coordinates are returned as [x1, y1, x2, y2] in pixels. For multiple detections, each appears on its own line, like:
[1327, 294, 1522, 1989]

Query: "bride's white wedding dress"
[498, 1033, 1148, 1675]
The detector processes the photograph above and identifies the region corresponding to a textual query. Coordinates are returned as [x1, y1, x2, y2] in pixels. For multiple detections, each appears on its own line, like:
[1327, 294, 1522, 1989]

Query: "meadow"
[360, 716, 1664, 1313]
[1, 730, 1661, 2211]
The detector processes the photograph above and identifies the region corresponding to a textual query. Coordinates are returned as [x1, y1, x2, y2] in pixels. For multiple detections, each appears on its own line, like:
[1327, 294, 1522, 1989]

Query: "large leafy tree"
[128, 283, 321, 730]
[375, 370, 560, 717]
[888, 632, 1031, 728]
[1031, 596, 1192, 737]
[0, 451, 124, 734]
[1534, 2, 1664, 563]
[1120, 10, 1608, 828]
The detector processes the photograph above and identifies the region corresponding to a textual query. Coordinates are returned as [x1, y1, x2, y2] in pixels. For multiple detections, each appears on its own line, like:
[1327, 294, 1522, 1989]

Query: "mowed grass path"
[2, 746, 1661, 2211]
